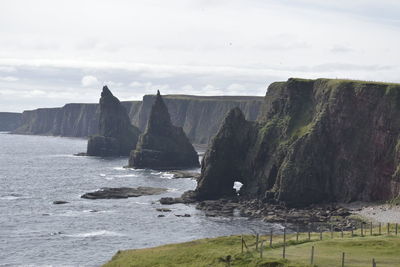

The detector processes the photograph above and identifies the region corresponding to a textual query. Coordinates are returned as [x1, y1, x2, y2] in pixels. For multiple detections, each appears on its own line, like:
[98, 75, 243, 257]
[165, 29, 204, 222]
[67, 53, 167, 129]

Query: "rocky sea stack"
[194, 78, 400, 207]
[129, 91, 200, 170]
[87, 86, 141, 156]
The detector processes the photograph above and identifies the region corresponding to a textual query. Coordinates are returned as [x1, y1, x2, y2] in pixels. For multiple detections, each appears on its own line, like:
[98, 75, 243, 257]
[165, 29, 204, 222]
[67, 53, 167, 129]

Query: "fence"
[239, 222, 400, 266]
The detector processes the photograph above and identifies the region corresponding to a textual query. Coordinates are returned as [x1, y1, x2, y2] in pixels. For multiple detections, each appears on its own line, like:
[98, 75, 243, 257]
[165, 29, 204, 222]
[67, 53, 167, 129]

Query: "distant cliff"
[195, 78, 400, 206]
[0, 112, 22, 131]
[14, 95, 263, 144]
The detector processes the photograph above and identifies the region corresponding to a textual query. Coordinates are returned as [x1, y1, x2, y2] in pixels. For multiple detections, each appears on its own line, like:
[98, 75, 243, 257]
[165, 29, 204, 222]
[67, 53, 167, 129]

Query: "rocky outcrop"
[0, 112, 22, 131]
[81, 187, 167, 199]
[13, 95, 263, 144]
[129, 91, 200, 170]
[194, 78, 400, 207]
[86, 86, 141, 156]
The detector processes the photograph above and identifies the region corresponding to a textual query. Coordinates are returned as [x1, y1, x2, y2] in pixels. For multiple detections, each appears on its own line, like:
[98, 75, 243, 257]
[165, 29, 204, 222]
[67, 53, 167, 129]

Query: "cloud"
[81, 75, 99, 87]
[0, 76, 18, 82]
[330, 45, 354, 53]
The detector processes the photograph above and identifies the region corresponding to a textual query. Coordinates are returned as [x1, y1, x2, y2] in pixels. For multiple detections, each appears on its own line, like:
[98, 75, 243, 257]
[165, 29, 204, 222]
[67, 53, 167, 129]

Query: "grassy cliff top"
[103, 229, 400, 267]
[145, 94, 265, 101]
[288, 77, 400, 87]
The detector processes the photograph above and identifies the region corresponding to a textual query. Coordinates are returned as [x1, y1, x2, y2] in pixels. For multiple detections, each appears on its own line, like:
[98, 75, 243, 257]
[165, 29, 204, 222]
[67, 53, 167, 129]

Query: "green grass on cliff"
[103, 230, 400, 267]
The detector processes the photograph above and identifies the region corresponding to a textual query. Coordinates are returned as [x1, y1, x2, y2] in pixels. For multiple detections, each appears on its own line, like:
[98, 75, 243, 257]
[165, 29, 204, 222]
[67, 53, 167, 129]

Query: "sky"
[0, 0, 400, 112]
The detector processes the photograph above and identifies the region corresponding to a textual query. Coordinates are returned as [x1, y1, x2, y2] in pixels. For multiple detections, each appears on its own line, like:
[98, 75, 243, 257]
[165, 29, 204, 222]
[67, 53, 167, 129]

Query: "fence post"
[331, 224, 333, 239]
[361, 223, 364, 237]
[296, 226, 299, 242]
[372, 258, 376, 267]
[270, 229, 273, 248]
[370, 222, 373, 236]
[256, 233, 259, 251]
[283, 228, 286, 259]
[241, 235, 244, 253]
[341, 228, 344, 238]
[379, 223, 381, 235]
[308, 229, 311, 241]
[387, 223, 390, 235]
[320, 229, 322, 240]
[310, 245, 314, 265]
[341, 252, 345, 267]
[260, 240, 264, 258]
[351, 228, 354, 237]
[396, 223, 398, 235]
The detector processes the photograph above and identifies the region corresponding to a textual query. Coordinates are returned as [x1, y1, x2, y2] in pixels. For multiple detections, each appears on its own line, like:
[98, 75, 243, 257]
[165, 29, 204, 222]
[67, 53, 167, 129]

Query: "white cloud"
[0, 76, 18, 82]
[81, 75, 99, 87]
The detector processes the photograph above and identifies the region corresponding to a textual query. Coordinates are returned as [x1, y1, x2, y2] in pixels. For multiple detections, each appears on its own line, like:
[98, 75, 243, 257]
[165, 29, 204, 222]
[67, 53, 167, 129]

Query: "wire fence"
[240, 222, 400, 267]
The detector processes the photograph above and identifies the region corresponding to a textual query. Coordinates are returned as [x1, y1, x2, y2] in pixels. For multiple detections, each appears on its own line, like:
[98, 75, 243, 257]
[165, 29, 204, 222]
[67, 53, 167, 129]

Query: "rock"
[158, 214, 165, 217]
[129, 91, 200, 170]
[156, 208, 172, 212]
[86, 86, 141, 157]
[175, 214, 191, 217]
[168, 171, 200, 179]
[81, 187, 167, 199]
[53, 200, 69, 205]
[159, 190, 197, 205]
[192, 78, 400, 207]
[74, 152, 87, 156]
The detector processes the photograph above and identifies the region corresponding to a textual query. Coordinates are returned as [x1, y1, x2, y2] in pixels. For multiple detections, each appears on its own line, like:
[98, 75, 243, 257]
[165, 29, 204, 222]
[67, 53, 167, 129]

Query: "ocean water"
[0, 133, 282, 267]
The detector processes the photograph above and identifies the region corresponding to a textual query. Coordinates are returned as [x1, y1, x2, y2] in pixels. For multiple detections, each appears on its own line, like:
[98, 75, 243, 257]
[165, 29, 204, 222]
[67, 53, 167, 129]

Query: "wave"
[65, 230, 124, 238]
[0, 194, 24, 200]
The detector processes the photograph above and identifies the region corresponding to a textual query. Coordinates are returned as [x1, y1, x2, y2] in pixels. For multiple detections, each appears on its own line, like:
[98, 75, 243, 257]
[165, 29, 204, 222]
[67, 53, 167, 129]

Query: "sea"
[0, 132, 283, 267]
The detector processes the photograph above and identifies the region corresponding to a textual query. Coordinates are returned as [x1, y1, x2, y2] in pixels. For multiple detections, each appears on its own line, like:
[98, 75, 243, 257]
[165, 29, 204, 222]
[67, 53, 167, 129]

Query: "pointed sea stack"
[86, 86, 141, 156]
[128, 91, 199, 170]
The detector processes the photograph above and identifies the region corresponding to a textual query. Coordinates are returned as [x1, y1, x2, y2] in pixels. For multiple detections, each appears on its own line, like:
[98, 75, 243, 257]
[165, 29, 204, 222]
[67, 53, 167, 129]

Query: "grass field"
[103, 229, 400, 267]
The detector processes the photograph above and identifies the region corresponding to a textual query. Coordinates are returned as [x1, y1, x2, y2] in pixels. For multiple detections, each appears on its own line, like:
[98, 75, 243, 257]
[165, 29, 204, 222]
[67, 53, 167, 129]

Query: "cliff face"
[87, 86, 141, 157]
[135, 95, 263, 144]
[129, 91, 199, 170]
[195, 78, 400, 207]
[14, 95, 263, 144]
[0, 112, 22, 131]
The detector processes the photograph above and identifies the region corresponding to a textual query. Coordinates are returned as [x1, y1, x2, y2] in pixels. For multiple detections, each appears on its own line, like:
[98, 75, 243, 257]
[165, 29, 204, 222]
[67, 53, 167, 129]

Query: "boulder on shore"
[128, 91, 200, 170]
[86, 86, 141, 157]
[81, 187, 167, 199]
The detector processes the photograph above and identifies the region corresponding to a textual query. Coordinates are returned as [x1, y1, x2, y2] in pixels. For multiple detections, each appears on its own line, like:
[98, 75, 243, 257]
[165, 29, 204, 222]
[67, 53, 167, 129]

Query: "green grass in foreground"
[103, 231, 400, 267]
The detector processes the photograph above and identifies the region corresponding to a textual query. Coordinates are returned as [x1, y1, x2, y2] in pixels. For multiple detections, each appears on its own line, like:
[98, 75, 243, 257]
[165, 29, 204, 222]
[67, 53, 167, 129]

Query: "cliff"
[129, 91, 199, 169]
[0, 112, 22, 131]
[87, 86, 141, 156]
[14, 95, 263, 144]
[195, 78, 400, 207]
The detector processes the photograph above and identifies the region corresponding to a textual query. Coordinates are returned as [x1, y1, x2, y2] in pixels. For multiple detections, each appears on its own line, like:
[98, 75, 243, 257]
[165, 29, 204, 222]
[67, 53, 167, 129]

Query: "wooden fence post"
[270, 229, 273, 248]
[260, 240, 264, 258]
[379, 223, 381, 235]
[310, 246, 314, 265]
[361, 223, 364, 237]
[387, 223, 390, 235]
[370, 222, 373, 236]
[351, 228, 354, 237]
[283, 228, 286, 259]
[341, 252, 345, 267]
[396, 223, 398, 235]
[256, 233, 259, 251]
[320, 229, 322, 240]
[331, 224, 333, 239]
[296, 226, 299, 242]
[341, 228, 344, 238]
[241, 235, 244, 253]
[308, 229, 311, 240]
[372, 258, 376, 267]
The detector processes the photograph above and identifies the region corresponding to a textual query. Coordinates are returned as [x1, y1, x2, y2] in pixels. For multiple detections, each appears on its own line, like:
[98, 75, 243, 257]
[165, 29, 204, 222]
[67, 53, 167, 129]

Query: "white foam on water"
[114, 174, 138, 178]
[150, 171, 162, 175]
[0, 195, 22, 200]
[160, 173, 174, 179]
[66, 230, 124, 238]
[167, 188, 178, 192]
[99, 173, 106, 177]
[112, 166, 126, 171]
[133, 201, 149, 205]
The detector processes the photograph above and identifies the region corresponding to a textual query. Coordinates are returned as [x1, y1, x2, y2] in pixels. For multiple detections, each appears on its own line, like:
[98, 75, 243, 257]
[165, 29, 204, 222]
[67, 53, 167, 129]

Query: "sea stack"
[87, 86, 141, 156]
[129, 91, 199, 170]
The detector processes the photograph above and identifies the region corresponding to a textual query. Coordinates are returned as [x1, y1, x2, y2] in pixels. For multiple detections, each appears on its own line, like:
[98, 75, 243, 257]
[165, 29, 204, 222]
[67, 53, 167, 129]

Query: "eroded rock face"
[194, 78, 400, 207]
[129, 91, 200, 170]
[86, 86, 141, 156]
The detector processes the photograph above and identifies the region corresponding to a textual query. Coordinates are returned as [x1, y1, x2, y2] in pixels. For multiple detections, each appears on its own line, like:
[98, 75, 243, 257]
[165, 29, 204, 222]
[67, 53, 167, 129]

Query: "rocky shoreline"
[159, 192, 364, 231]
